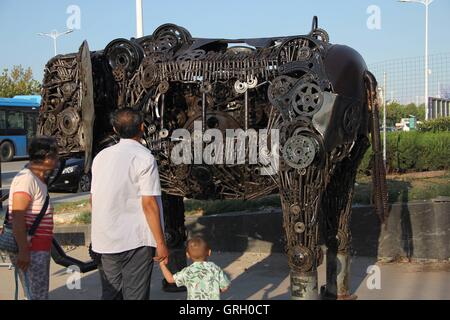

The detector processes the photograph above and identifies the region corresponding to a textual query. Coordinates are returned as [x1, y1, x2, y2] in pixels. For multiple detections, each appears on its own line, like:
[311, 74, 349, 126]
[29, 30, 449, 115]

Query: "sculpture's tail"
[364, 71, 389, 224]
[51, 238, 97, 273]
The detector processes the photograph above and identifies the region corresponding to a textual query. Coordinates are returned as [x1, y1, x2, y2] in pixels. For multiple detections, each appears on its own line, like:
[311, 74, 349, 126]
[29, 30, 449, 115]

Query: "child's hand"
[220, 286, 229, 293]
[159, 259, 168, 266]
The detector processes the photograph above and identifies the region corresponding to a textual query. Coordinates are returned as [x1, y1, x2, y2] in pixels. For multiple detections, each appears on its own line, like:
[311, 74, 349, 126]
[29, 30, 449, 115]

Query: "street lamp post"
[37, 29, 73, 56]
[136, 0, 144, 38]
[377, 75, 387, 167]
[399, 0, 435, 121]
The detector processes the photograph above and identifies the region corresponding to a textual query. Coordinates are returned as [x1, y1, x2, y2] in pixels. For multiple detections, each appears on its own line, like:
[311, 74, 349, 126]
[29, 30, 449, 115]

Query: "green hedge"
[358, 131, 450, 173]
[417, 117, 450, 132]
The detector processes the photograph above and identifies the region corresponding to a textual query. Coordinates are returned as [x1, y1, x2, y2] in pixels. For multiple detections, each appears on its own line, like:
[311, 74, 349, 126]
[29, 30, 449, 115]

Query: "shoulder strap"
[2, 194, 50, 235]
[3, 193, 11, 225]
[28, 194, 50, 237]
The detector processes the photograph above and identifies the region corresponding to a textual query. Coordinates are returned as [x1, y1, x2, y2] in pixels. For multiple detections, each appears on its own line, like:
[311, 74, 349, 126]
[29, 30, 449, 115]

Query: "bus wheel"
[0, 141, 14, 162]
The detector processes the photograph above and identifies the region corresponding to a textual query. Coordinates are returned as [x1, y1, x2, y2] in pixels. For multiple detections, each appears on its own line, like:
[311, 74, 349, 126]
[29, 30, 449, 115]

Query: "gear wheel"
[199, 81, 212, 94]
[158, 80, 170, 94]
[57, 107, 80, 136]
[278, 37, 316, 64]
[294, 221, 306, 234]
[234, 80, 248, 94]
[343, 104, 360, 135]
[141, 64, 157, 88]
[267, 75, 297, 107]
[104, 38, 144, 74]
[290, 204, 301, 215]
[153, 24, 192, 45]
[288, 246, 314, 272]
[282, 135, 317, 169]
[290, 82, 324, 116]
[246, 76, 258, 89]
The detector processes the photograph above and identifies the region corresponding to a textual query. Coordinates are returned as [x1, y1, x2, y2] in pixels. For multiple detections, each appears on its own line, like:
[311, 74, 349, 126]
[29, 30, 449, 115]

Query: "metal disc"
[282, 135, 316, 169]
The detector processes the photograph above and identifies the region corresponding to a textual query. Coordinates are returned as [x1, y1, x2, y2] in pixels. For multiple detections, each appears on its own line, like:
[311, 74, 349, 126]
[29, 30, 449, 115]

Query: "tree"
[381, 102, 425, 126]
[0, 65, 41, 98]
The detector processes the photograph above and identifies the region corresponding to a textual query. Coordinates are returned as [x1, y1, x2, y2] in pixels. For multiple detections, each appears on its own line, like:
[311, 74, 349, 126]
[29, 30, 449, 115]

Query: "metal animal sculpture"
[38, 17, 388, 299]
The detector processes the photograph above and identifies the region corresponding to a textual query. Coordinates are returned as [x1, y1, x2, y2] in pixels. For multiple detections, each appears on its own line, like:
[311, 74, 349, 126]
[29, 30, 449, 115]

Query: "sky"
[0, 0, 449, 82]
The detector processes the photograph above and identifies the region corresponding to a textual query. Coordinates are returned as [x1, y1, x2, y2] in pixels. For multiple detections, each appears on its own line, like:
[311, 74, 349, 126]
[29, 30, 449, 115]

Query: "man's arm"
[12, 193, 32, 271]
[141, 195, 169, 263]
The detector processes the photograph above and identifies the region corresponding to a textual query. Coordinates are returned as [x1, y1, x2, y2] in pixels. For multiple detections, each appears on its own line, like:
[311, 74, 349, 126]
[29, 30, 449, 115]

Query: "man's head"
[111, 108, 144, 139]
[186, 237, 211, 262]
[28, 136, 59, 171]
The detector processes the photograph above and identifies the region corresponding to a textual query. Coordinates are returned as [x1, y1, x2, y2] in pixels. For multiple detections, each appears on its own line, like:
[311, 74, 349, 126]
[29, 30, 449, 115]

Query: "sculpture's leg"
[322, 136, 370, 300]
[278, 166, 326, 300]
[335, 200, 356, 300]
[161, 193, 187, 292]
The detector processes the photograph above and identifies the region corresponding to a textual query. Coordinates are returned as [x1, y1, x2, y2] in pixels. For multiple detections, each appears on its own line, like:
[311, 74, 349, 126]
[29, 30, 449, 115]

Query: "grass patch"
[54, 199, 90, 215]
[355, 171, 450, 204]
[72, 211, 91, 224]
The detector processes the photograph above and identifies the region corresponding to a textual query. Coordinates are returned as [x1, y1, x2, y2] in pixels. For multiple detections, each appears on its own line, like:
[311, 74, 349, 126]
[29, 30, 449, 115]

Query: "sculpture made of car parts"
[39, 17, 388, 300]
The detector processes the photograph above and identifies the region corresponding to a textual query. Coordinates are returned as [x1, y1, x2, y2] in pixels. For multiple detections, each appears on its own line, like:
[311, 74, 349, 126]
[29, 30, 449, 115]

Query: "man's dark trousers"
[100, 246, 156, 300]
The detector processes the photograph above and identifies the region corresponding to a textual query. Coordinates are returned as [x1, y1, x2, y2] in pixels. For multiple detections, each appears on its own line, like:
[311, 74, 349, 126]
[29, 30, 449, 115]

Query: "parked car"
[49, 157, 91, 193]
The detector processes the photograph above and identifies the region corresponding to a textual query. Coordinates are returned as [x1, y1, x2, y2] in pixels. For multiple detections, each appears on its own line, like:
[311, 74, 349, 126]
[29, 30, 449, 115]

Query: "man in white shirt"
[91, 108, 169, 300]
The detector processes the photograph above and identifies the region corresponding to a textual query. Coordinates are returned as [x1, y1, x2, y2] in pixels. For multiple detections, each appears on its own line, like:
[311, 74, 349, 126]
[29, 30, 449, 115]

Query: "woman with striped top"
[8, 137, 59, 300]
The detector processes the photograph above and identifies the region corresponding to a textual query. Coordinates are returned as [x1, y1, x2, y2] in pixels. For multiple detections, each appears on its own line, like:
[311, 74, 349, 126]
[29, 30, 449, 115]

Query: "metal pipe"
[244, 90, 249, 131]
[160, 93, 165, 129]
[202, 92, 206, 132]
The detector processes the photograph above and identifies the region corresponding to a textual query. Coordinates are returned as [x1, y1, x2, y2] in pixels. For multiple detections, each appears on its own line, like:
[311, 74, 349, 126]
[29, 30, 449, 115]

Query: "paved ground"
[1, 160, 89, 205]
[1, 247, 449, 300]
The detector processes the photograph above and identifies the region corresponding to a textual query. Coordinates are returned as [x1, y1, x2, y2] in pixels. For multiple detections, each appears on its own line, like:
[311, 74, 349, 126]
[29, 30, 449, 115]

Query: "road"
[1, 160, 89, 204]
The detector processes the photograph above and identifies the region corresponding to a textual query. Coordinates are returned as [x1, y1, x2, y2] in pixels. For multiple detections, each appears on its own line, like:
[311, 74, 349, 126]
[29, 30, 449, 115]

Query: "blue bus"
[0, 95, 41, 161]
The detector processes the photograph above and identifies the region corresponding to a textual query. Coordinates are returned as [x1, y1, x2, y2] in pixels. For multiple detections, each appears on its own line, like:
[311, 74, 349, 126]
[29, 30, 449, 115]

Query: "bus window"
[0, 110, 5, 130]
[7, 110, 24, 129]
[25, 112, 37, 140]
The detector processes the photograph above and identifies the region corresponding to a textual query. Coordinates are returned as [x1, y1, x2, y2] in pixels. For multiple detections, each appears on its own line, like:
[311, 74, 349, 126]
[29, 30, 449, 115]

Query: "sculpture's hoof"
[319, 285, 336, 300]
[162, 279, 187, 293]
[320, 285, 358, 300]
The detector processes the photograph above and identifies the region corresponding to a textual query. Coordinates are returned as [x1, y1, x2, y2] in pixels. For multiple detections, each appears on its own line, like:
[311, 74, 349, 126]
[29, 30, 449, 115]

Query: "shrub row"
[417, 117, 450, 132]
[358, 131, 450, 173]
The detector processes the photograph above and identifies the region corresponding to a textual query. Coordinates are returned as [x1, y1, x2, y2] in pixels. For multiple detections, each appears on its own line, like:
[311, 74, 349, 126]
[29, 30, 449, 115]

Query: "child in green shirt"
[159, 237, 230, 300]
